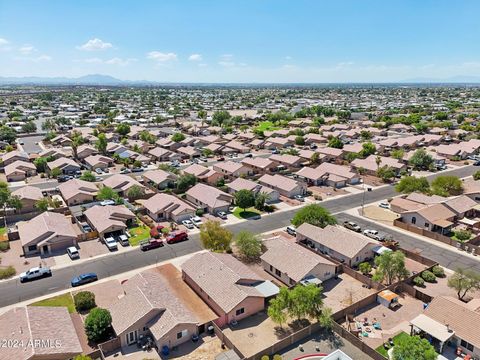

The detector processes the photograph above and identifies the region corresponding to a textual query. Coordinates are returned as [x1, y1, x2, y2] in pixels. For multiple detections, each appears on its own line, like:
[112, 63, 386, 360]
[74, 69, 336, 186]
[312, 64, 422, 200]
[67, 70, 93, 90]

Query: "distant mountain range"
[1, 74, 480, 85]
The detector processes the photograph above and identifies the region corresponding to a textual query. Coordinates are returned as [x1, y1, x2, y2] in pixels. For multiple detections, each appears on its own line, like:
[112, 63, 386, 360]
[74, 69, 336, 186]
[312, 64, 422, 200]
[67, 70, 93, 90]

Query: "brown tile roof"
[424, 296, 480, 348]
[142, 193, 194, 216]
[258, 174, 304, 192]
[241, 156, 274, 169]
[444, 195, 478, 215]
[58, 178, 98, 201]
[186, 183, 233, 208]
[108, 270, 198, 339]
[182, 252, 265, 313]
[142, 169, 177, 185]
[261, 236, 336, 282]
[18, 212, 78, 247]
[11, 185, 43, 201]
[296, 223, 377, 259]
[102, 174, 144, 192]
[84, 205, 135, 234]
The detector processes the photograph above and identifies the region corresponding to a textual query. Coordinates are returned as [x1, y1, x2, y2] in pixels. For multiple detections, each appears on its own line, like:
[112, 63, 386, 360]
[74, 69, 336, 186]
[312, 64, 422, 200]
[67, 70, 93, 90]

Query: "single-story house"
[213, 161, 249, 180]
[11, 186, 44, 213]
[5, 160, 37, 182]
[47, 157, 81, 175]
[399, 203, 456, 235]
[83, 155, 114, 170]
[258, 174, 307, 198]
[183, 164, 223, 185]
[269, 154, 303, 170]
[241, 157, 276, 175]
[102, 174, 145, 197]
[182, 252, 278, 327]
[185, 183, 233, 214]
[1, 150, 29, 166]
[142, 169, 177, 190]
[261, 235, 337, 286]
[226, 177, 279, 203]
[142, 193, 195, 223]
[84, 205, 136, 239]
[58, 178, 98, 206]
[296, 223, 378, 267]
[19, 211, 79, 256]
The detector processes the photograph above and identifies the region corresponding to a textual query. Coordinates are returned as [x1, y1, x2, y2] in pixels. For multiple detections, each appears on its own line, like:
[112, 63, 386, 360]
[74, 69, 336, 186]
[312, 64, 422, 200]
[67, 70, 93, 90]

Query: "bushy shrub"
[432, 265, 444, 277]
[150, 227, 160, 239]
[195, 209, 204, 216]
[74, 291, 96, 312]
[261, 356, 269, 360]
[0, 241, 10, 251]
[421, 270, 436, 283]
[413, 276, 425, 287]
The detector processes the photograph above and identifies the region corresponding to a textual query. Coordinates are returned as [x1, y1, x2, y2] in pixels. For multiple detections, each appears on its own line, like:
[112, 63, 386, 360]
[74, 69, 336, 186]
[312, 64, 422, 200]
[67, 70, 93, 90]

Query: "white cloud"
[15, 54, 52, 62]
[83, 57, 103, 63]
[188, 54, 202, 61]
[77, 38, 113, 51]
[147, 51, 177, 62]
[19, 44, 35, 54]
[198, 63, 208, 67]
[104, 57, 137, 66]
[0, 38, 11, 51]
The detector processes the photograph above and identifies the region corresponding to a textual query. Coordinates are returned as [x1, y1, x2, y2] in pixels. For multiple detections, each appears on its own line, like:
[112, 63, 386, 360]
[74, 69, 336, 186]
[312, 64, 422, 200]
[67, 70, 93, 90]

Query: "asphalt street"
[0, 164, 477, 308]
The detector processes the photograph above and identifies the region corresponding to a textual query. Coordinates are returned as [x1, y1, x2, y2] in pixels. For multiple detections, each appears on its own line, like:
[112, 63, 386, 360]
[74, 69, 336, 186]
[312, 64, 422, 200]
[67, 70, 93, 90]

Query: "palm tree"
[70, 131, 84, 160]
[0, 183, 22, 229]
[375, 155, 382, 170]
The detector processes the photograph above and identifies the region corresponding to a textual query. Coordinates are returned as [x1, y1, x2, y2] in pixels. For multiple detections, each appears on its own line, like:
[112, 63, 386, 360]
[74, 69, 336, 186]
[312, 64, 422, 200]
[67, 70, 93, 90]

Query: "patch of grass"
[375, 331, 410, 357]
[255, 121, 281, 133]
[31, 293, 76, 314]
[232, 207, 261, 219]
[128, 225, 151, 246]
[0, 266, 16, 279]
[0, 227, 6, 236]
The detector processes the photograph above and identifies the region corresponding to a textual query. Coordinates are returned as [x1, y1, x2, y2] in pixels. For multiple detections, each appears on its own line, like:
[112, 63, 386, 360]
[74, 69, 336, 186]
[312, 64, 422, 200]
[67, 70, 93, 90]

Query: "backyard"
[31, 292, 76, 313]
[255, 121, 281, 133]
[375, 331, 409, 357]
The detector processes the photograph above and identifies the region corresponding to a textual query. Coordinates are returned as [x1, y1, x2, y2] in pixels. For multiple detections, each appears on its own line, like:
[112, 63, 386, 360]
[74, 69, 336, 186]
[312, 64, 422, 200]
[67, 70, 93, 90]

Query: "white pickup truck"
[19, 267, 52, 283]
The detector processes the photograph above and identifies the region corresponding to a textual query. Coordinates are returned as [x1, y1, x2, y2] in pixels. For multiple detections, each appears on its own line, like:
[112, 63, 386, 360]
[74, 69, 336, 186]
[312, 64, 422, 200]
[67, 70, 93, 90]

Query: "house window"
[289, 278, 295, 286]
[275, 269, 281, 277]
[424, 223, 429, 228]
[236, 308, 245, 316]
[412, 216, 416, 224]
[143, 326, 148, 331]
[126, 330, 138, 345]
[269, 265, 273, 272]
[28, 245, 36, 252]
[460, 339, 474, 352]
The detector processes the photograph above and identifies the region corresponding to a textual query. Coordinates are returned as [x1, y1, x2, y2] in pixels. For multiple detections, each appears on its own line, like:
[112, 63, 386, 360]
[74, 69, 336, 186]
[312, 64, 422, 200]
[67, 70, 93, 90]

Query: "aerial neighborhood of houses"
[1, 85, 480, 360]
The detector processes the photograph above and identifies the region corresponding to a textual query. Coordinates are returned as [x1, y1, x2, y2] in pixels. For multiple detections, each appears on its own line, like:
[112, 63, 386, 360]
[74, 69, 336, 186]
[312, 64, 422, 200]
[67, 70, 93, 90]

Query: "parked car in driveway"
[294, 194, 305, 202]
[166, 231, 188, 244]
[19, 267, 52, 283]
[343, 221, 361, 232]
[182, 219, 194, 229]
[100, 200, 116, 206]
[217, 211, 228, 219]
[117, 234, 130, 247]
[95, 168, 103, 174]
[286, 225, 296, 236]
[66, 246, 80, 259]
[71, 273, 98, 287]
[140, 238, 164, 251]
[104, 237, 118, 251]
[379, 202, 390, 209]
[190, 216, 203, 228]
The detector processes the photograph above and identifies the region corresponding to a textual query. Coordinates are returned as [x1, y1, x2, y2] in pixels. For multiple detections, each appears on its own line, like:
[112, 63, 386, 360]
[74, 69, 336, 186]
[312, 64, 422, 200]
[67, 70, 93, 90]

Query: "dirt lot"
[322, 273, 377, 313]
[166, 335, 224, 360]
[308, 185, 348, 200]
[361, 205, 400, 225]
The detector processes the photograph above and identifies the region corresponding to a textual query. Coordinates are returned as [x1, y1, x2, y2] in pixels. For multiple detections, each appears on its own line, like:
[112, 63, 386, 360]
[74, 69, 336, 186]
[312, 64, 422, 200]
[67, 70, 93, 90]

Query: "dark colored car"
[166, 231, 188, 244]
[140, 239, 164, 251]
[131, 168, 144, 173]
[474, 160, 480, 166]
[57, 175, 69, 182]
[71, 272, 98, 287]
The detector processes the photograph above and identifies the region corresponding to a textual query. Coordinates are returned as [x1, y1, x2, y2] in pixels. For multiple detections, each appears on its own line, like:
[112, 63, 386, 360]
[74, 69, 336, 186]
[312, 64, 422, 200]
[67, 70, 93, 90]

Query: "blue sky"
[1, 0, 479, 82]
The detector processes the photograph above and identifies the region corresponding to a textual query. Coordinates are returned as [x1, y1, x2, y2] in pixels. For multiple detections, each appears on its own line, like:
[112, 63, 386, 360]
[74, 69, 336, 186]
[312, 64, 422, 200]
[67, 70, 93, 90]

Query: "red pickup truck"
[140, 239, 164, 251]
[166, 231, 188, 244]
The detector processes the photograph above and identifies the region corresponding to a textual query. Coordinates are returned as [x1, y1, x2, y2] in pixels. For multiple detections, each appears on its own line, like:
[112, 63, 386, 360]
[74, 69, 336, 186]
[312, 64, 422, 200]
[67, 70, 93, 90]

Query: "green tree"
[116, 123, 130, 136]
[199, 220, 233, 252]
[0, 182, 22, 228]
[95, 133, 108, 154]
[474, 171, 480, 181]
[50, 167, 62, 178]
[234, 189, 255, 212]
[268, 289, 288, 328]
[70, 131, 84, 160]
[360, 130, 372, 141]
[176, 174, 197, 192]
[395, 176, 430, 194]
[372, 251, 409, 285]
[393, 335, 437, 360]
[34, 198, 50, 211]
[448, 268, 480, 300]
[158, 163, 179, 175]
[254, 192, 270, 211]
[291, 204, 336, 228]
[359, 142, 376, 158]
[202, 148, 214, 157]
[310, 152, 320, 165]
[391, 148, 405, 160]
[235, 231, 262, 260]
[431, 175, 463, 196]
[358, 262, 372, 276]
[80, 171, 96, 182]
[73, 355, 92, 360]
[414, 122, 429, 134]
[97, 186, 121, 203]
[212, 110, 231, 126]
[171, 132, 186, 142]
[74, 291, 96, 312]
[454, 229, 472, 243]
[22, 121, 37, 133]
[409, 149, 434, 170]
[377, 165, 396, 182]
[318, 307, 334, 330]
[84, 308, 112, 342]
[295, 136, 305, 146]
[0, 126, 17, 144]
[33, 157, 51, 173]
[434, 112, 448, 121]
[328, 136, 343, 149]
[126, 184, 144, 200]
